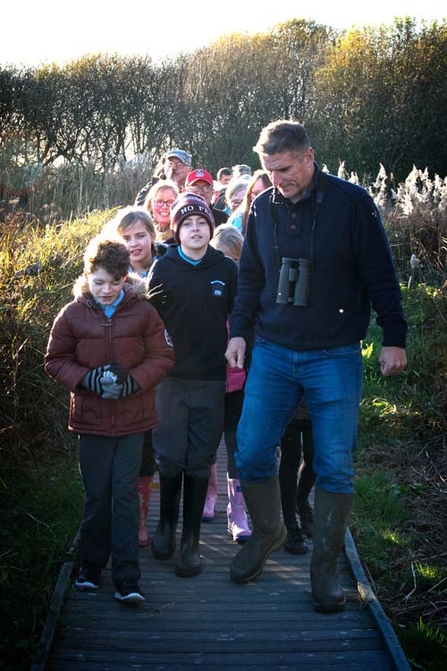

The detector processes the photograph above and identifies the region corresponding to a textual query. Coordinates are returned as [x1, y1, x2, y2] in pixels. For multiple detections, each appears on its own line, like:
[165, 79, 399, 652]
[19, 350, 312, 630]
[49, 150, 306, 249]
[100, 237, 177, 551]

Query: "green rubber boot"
[230, 476, 286, 583]
[310, 487, 353, 613]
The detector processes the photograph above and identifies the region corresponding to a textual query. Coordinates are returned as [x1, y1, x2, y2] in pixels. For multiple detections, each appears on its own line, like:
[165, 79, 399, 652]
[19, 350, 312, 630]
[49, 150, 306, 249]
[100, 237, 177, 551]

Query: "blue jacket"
[229, 165, 407, 351]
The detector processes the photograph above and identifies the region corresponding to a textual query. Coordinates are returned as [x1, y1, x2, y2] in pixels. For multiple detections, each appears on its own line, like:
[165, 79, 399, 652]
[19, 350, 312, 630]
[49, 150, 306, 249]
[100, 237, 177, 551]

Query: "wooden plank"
[41, 437, 410, 671]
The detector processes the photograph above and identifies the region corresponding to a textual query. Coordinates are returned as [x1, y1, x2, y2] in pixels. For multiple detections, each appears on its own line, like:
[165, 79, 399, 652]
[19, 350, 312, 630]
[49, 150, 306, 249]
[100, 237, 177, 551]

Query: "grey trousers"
[153, 377, 225, 478]
[78, 433, 144, 587]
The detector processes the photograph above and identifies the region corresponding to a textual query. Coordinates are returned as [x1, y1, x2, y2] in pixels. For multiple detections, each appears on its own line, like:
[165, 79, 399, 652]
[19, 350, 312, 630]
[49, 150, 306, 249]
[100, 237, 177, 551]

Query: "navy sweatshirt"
[148, 245, 238, 380]
[230, 165, 407, 351]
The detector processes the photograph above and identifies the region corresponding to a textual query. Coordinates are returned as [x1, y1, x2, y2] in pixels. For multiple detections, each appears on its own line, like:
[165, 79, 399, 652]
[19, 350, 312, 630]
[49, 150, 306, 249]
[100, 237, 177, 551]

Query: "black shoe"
[284, 524, 308, 555]
[75, 568, 101, 590]
[114, 583, 145, 604]
[297, 499, 314, 538]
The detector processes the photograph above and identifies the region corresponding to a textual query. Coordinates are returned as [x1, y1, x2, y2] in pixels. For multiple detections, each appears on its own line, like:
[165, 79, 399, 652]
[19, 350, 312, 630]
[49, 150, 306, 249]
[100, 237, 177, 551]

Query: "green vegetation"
[1, 166, 446, 670]
[0, 209, 113, 671]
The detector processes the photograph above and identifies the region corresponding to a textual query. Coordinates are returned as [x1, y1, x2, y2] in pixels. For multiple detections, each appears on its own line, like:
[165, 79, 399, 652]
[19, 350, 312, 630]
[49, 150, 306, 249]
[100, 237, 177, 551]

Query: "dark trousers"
[153, 377, 225, 478]
[78, 433, 144, 587]
[279, 421, 315, 528]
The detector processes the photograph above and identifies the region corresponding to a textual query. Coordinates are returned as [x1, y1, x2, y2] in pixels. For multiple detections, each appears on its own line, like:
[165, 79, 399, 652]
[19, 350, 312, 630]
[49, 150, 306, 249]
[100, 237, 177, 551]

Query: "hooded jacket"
[230, 164, 407, 351]
[45, 275, 174, 436]
[148, 245, 238, 380]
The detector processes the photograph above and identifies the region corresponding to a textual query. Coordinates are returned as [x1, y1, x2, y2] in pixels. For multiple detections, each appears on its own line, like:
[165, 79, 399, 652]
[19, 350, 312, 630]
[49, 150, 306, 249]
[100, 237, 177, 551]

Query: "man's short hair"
[254, 120, 310, 156]
[232, 164, 251, 176]
[217, 167, 231, 180]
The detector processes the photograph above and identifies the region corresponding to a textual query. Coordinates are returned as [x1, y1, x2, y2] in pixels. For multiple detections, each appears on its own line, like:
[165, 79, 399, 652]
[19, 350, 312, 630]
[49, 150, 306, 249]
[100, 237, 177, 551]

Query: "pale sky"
[1, 0, 445, 68]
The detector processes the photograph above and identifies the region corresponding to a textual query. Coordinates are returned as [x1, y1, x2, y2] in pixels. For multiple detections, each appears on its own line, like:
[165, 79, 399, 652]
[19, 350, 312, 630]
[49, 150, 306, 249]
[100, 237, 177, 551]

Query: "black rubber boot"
[310, 487, 353, 613]
[175, 475, 209, 577]
[296, 497, 314, 538]
[278, 422, 301, 531]
[279, 422, 308, 553]
[152, 472, 183, 561]
[284, 523, 308, 555]
[296, 423, 316, 538]
[230, 476, 286, 584]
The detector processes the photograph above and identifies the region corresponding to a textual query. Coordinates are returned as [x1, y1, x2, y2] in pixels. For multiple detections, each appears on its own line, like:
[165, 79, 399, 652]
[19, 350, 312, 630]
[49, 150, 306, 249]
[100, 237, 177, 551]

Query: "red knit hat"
[170, 193, 215, 244]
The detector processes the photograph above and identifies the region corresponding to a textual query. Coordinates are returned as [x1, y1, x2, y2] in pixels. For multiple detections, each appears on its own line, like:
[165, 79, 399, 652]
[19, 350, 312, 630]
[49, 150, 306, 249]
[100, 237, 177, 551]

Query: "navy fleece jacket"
[149, 245, 238, 379]
[230, 165, 407, 350]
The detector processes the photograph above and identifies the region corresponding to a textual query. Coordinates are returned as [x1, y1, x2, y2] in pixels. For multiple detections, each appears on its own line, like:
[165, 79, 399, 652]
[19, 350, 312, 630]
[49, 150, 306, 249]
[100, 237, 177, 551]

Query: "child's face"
[120, 221, 154, 270]
[179, 215, 210, 257]
[86, 267, 127, 305]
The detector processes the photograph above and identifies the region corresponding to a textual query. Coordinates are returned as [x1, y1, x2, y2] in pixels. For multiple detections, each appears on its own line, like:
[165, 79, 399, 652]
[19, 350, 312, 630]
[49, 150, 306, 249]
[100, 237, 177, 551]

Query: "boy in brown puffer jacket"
[45, 235, 174, 604]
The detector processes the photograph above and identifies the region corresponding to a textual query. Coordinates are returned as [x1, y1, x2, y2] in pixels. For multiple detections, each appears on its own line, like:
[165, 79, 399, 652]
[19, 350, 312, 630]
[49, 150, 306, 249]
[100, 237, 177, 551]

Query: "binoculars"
[276, 257, 312, 306]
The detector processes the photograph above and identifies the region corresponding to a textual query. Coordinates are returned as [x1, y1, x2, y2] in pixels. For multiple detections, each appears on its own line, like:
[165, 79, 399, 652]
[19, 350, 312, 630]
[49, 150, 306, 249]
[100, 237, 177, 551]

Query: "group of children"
[44, 174, 315, 605]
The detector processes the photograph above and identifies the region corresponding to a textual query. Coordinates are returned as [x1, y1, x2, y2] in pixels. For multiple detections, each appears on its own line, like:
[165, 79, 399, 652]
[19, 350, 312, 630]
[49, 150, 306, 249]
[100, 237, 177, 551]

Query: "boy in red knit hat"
[148, 193, 238, 577]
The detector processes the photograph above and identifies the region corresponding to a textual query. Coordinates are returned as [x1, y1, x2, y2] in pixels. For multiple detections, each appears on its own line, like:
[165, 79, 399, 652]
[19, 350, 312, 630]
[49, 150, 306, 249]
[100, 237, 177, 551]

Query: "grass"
[0, 450, 83, 671]
[351, 306, 447, 670]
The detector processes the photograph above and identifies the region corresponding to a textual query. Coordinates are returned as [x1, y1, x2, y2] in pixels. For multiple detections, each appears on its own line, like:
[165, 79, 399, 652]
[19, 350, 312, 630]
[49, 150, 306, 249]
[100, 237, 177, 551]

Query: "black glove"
[104, 362, 128, 384]
[82, 367, 107, 395]
[101, 363, 139, 398]
[82, 365, 123, 399]
[121, 373, 139, 398]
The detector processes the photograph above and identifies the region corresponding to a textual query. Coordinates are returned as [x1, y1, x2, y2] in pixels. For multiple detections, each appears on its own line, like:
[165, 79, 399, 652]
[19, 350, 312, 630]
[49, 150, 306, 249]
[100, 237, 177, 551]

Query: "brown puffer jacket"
[45, 274, 174, 437]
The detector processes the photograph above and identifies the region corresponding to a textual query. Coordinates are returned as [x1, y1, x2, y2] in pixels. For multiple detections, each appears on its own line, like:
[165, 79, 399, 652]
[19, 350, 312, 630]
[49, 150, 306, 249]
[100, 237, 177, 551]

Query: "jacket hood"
[72, 272, 148, 300]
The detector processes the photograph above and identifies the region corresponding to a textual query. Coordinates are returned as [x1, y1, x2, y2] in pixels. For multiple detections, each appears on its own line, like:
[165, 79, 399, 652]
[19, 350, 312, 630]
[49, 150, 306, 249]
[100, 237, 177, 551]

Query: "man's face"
[261, 148, 314, 203]
[184, 180, 213, 205]
[164, 158, 190, 187]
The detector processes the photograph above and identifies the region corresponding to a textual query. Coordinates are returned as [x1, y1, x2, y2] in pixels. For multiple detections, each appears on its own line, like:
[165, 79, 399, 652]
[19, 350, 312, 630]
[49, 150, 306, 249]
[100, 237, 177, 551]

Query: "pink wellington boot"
[227, 477, 252, 543]
[137, 476, 153, 547]
[202, 463, 218, 521]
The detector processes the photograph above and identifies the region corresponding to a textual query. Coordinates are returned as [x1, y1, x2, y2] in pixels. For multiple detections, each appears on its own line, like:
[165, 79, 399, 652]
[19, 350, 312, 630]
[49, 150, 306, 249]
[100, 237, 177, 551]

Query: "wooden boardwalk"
[34, 439, 411, 671]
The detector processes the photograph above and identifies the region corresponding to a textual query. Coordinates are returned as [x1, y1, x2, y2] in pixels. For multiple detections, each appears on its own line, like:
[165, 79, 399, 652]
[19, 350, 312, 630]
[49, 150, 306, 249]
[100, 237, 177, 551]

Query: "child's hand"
[104, 363, 139, 397]
[82, 366, 110, 395]
[104, 362, 128, 384]
[100, 373, 124, 400]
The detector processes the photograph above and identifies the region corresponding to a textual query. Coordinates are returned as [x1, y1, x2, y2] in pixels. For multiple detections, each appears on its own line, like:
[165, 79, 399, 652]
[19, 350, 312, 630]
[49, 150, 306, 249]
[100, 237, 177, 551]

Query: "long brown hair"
[239, 170, 272, 235]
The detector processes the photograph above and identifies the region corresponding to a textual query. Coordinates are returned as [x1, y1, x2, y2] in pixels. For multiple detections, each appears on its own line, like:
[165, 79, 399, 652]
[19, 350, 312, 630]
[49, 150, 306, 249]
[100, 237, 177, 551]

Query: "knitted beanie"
[170, 193, 215, 244]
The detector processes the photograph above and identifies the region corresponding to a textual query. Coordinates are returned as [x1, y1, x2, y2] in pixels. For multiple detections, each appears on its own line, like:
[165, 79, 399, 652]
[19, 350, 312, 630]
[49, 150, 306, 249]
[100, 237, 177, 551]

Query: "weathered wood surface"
[40, 439, 410, 671]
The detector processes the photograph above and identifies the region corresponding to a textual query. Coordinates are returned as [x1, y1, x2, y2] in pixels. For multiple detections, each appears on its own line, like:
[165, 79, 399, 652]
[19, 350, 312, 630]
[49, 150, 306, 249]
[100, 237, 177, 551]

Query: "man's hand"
[225, 337, 246, 369]
[378, 346, 407, 376]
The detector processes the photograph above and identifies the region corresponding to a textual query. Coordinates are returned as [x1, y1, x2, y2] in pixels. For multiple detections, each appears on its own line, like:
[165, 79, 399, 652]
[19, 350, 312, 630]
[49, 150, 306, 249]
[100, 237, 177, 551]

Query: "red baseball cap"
[185, 169, 213, 187]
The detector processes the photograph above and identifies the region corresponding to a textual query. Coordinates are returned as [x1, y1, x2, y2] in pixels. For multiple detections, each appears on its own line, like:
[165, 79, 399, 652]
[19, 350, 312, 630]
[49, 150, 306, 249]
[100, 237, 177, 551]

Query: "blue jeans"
[235, 338, 363, 494]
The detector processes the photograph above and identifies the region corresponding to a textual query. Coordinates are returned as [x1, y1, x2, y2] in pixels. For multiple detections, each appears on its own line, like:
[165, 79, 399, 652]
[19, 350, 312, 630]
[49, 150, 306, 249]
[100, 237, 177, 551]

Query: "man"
[225, 120, 407, 613]
[232, 164, 251, 179]
[184, 168, 229, 227]
[135, 149, 192, 206]
[213, 167, 232, 209]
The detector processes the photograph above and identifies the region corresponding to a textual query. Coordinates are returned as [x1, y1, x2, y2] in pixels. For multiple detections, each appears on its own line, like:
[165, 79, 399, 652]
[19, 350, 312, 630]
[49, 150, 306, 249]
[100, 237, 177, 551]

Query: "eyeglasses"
[188, 184, 212, 193]
[154, 199, 176, 207]
[165, 159, 185, 167]
[230, 200, 243, 208]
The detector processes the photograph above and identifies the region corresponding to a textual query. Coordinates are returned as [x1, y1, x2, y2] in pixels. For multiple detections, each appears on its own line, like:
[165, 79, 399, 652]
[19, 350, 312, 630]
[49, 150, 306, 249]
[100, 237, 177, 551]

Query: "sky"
[1, 0, 446, 68]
